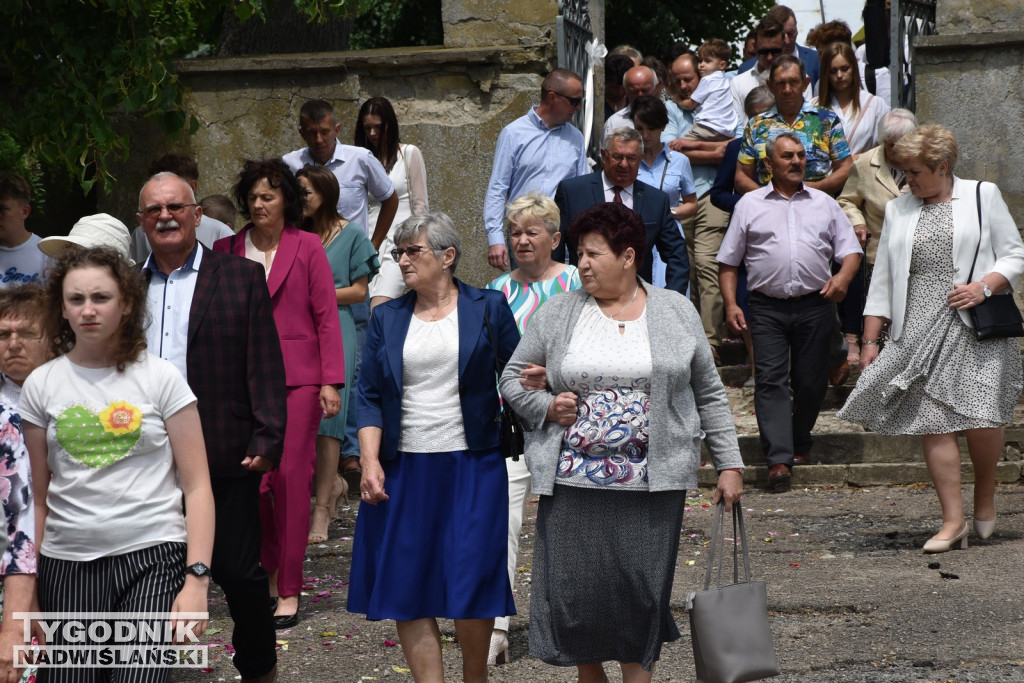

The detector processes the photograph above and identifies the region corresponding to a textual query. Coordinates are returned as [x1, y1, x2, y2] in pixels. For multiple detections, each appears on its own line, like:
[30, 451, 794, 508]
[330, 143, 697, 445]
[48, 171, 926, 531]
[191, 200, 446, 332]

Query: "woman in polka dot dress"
[839, 125, 1024, 554]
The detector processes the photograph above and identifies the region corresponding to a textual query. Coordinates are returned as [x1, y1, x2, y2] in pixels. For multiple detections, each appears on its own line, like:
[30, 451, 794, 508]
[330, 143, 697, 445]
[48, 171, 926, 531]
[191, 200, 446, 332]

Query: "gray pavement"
[173, 481, 1024, 682]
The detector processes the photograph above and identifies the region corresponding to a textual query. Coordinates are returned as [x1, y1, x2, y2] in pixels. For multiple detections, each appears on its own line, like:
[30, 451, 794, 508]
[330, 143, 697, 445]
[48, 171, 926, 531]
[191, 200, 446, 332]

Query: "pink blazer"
[214, 224, 345, 389]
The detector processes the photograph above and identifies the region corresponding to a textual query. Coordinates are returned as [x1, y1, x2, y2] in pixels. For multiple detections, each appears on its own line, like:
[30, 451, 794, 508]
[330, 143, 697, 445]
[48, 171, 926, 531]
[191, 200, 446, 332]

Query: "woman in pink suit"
[215, 158, 345, 628]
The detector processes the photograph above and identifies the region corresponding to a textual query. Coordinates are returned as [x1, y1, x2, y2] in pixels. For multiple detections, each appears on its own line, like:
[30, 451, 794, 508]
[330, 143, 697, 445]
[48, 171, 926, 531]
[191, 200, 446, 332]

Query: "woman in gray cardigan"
[499, 202, 744, 681]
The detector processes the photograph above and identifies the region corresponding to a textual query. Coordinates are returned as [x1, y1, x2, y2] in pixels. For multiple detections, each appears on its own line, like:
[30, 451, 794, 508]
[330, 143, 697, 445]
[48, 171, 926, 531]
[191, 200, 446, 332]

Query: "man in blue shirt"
[484, 68, 589, 269]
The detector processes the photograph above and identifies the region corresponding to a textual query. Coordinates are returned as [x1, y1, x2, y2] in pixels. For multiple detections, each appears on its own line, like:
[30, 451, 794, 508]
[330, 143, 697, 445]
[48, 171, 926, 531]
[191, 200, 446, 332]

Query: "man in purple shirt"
[717, 132, 862, 492]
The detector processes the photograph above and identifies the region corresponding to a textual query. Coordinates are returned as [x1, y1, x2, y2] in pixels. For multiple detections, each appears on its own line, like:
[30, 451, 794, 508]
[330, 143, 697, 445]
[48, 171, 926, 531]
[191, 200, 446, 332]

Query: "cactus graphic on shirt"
[56, 401, 142, 468]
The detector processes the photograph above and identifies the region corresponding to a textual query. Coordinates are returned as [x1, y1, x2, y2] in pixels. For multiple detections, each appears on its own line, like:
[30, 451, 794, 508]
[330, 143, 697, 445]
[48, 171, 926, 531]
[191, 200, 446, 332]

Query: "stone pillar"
[914, 1, 1024, 219]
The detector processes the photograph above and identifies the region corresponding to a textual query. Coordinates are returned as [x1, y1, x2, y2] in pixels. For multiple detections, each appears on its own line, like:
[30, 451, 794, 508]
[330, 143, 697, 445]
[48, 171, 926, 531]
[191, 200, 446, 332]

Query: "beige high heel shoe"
[922, 523, 969, 553]
[974, 516, 996, 540]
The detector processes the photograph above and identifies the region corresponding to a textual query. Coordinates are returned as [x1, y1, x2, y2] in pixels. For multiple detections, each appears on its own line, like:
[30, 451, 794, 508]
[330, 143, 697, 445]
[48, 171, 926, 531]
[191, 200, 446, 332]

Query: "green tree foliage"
[0, 0, 355, 196]
[606, 0, 773, 64]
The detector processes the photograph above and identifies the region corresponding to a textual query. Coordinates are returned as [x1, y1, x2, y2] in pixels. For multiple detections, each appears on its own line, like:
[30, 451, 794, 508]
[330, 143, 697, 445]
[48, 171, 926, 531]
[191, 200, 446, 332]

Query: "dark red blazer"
[145, 246, 287, 478]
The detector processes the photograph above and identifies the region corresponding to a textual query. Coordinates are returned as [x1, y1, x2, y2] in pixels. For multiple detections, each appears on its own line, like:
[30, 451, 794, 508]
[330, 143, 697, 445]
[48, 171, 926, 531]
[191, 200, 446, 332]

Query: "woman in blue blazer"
[348, 212, 519, 681]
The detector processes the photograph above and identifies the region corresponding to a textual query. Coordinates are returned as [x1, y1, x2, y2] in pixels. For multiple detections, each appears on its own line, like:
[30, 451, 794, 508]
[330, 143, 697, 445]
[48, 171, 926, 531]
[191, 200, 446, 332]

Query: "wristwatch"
[982, 282, 993, 298]
[185, 562, 210, 578]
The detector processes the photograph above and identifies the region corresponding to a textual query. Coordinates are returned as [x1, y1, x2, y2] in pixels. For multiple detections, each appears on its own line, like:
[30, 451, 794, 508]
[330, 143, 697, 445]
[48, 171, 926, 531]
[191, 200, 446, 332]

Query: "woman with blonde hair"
[484, 191, 580, 665]
[839, 124, 1024, 552]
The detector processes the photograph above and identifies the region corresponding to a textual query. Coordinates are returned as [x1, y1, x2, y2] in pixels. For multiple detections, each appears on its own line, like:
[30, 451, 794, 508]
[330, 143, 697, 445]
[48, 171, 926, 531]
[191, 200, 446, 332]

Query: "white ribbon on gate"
[582, 39, 607, 170]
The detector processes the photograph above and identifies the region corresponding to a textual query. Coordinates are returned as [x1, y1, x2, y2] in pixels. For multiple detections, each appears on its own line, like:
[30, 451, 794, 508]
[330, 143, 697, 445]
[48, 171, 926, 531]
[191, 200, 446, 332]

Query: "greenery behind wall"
[2, 0, 759, 232]
[605, 0, 773, 65]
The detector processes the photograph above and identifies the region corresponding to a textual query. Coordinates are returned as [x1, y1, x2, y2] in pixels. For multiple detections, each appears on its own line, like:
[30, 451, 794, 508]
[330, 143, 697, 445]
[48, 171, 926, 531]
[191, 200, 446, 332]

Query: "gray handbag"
[686, 501, 781, 683]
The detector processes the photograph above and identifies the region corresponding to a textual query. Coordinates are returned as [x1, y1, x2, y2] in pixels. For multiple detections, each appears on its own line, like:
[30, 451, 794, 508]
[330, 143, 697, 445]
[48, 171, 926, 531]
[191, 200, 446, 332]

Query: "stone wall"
[100, 2, 563, 288]
[914, 5, 1024, 222]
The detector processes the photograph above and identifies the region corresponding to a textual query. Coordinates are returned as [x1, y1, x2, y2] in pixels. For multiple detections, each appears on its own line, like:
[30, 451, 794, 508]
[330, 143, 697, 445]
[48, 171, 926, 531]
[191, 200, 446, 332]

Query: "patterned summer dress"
[838, 201, 1023, 433]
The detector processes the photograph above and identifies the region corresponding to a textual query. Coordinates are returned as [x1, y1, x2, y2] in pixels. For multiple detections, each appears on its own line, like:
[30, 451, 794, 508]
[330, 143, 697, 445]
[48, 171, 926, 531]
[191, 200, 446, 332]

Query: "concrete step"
[705, 365, 1024, 487]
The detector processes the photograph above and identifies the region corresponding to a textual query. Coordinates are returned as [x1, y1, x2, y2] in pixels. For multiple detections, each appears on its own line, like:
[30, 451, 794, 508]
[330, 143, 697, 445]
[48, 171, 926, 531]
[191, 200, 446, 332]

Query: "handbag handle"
[702, 501, 753, 591]
[967, 181, 983, 283]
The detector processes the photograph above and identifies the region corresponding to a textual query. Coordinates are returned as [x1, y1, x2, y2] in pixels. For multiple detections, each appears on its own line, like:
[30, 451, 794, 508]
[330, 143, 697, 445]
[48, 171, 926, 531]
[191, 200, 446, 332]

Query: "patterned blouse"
[557, 299, 652, 490]
[486, 265, 581, 334]
[0, 402, 35, 576]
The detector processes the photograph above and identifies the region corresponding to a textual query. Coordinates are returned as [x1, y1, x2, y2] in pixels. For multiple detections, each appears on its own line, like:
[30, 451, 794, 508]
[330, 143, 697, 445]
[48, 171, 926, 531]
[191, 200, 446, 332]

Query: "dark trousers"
[748, 291, 835, 467]
[38, 543, 186, 683]
[834, 259, 866, 336]
[210, 475, 277, 679]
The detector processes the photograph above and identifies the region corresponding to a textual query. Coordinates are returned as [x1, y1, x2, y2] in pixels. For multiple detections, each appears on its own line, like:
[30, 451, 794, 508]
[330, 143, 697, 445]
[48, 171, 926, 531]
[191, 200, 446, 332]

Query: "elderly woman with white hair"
[835, 108, 918, 361]
[484, 191, 581, 665]
[348, 212, 520, 682]
[839, 124, 1024, 553]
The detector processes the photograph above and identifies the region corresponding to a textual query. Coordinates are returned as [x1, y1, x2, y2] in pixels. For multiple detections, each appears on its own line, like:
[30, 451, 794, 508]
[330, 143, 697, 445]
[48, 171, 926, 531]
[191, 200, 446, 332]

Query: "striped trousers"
[37, 542, 186, 683]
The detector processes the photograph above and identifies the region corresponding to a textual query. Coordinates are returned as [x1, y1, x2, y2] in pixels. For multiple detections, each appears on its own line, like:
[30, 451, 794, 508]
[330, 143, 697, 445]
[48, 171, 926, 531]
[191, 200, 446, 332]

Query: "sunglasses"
[757, 48, 784, 57]
[547, 90, 583, 108]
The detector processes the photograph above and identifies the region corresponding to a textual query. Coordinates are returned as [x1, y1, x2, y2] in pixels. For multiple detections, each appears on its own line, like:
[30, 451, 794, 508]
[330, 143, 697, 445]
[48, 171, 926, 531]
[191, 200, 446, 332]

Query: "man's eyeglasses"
[140, 203, 197, 219]
[757, 47, 783, 57]
[0, 328, 44, 344]
[545, 89, 583, 108]
[606, 152, 640, 165]
[391, 245, 431, 261]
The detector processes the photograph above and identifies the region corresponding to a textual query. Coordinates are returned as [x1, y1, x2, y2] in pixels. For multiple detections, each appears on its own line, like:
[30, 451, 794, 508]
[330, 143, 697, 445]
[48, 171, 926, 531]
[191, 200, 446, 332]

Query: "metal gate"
[891, 0, 937, 111]
[556, 0, 599, 158]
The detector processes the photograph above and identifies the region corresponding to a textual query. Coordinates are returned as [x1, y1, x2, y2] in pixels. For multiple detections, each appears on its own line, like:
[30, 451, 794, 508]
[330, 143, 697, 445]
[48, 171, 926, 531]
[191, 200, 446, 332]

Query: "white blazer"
[865, 176, 1024, 341]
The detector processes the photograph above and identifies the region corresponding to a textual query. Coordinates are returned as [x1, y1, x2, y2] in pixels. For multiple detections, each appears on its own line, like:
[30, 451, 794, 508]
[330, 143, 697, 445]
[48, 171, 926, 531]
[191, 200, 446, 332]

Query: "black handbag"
[687, 502, 781, 683]
[483, 312, 525, 461]
[967, 182, 1024, 340]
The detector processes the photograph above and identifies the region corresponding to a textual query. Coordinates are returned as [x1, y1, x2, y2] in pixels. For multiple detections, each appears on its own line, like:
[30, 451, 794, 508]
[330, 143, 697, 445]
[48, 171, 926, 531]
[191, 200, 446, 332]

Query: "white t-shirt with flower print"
[20, 352, 196, 561]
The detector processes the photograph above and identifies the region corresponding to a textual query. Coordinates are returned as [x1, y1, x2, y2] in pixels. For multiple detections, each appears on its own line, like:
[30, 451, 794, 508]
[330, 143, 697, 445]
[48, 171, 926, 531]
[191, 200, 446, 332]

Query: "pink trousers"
[260, 385, 320, 596]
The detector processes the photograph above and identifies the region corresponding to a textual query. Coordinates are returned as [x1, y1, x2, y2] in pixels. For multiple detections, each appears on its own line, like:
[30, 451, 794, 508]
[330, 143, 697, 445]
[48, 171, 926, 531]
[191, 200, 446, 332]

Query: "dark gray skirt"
[529, 484, 687, 670]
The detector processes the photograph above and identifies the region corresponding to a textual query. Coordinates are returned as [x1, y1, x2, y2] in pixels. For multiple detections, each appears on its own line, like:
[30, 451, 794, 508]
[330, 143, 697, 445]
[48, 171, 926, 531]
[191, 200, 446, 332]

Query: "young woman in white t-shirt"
[18, 247, 215, 682]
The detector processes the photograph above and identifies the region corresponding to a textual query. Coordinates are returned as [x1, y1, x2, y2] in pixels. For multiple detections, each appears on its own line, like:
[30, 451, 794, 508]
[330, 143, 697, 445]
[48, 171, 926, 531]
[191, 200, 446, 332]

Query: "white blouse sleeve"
[404, 144, 429, 216]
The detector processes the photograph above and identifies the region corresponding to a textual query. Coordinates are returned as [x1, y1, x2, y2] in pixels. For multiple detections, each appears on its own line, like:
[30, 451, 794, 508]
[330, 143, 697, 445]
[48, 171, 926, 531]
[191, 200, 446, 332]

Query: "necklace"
[598, 283, 639, 329]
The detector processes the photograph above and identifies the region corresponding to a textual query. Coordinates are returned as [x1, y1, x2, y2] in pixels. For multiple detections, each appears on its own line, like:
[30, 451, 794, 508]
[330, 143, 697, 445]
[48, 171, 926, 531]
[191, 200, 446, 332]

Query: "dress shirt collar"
[766, 182, 810, 201]
[601, 173, 635, 198]
[144, 241, 202, 278]
[527, 105, 568, 132]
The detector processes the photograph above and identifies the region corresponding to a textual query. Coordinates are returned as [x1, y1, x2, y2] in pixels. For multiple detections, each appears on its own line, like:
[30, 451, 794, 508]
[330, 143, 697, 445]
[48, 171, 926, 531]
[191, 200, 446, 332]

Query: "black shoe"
[273, 612, 298, 630]
[269, 597, 278, 613]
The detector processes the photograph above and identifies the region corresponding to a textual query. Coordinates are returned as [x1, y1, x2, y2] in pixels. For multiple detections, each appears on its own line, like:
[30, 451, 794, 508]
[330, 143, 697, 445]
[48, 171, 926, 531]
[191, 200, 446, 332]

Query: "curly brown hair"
[45, 247, 148, 372]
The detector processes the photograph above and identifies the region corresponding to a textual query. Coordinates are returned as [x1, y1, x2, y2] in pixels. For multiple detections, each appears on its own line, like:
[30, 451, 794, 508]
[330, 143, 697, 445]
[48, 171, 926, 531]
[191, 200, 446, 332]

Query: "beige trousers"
[680, 193, 731, 347]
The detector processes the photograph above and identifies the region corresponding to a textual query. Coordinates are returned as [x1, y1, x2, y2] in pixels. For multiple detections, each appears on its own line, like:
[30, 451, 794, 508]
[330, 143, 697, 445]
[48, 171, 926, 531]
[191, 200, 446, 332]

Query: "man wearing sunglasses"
[730, 17, 792, 127]
[484, 68, 589, 270]
[735, 5, 821, 91]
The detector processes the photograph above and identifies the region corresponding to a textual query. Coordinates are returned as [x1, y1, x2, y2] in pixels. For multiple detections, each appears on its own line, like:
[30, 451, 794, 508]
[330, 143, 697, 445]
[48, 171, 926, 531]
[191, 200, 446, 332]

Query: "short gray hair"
[765, 131, 804, 159]
[876, 108, 918, 144]
[393, 212, 462, 275]
[603, 126, 645, 155]
[139, 171, 195, 209]
[744, 86, 775, 118]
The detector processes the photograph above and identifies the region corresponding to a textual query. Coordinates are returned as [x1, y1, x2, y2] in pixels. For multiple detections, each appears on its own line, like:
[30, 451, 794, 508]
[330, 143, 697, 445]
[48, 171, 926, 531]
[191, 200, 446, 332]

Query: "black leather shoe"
[273, 612, 298, 630]
[269, 597, 278, 613]
[767, 463, 792, 492]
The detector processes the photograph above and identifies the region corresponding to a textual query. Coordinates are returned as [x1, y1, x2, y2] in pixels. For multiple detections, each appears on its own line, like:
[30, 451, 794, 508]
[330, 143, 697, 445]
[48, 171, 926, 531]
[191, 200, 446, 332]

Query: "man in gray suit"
[555, 127, 690, 294]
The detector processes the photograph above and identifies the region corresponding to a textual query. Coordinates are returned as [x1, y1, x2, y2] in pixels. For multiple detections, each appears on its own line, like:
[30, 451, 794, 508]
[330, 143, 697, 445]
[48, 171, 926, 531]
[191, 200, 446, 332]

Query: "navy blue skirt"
[347, 448, 516, 621]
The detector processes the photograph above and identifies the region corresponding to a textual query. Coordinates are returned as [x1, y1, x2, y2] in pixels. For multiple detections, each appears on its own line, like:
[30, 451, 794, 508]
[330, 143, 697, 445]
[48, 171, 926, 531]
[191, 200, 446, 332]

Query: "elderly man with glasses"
[484, 68, 589, 270]
[555, 126, 690, 295]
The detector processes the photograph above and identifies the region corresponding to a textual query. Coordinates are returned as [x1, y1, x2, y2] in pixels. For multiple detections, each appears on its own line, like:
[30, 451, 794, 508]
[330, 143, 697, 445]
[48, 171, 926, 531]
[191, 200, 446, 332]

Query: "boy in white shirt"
[682, 39, 739, 142]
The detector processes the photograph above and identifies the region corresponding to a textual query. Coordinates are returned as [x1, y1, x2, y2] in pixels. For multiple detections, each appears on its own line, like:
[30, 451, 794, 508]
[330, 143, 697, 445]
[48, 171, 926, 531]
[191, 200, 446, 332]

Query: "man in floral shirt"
[735, 55, 852, 196]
